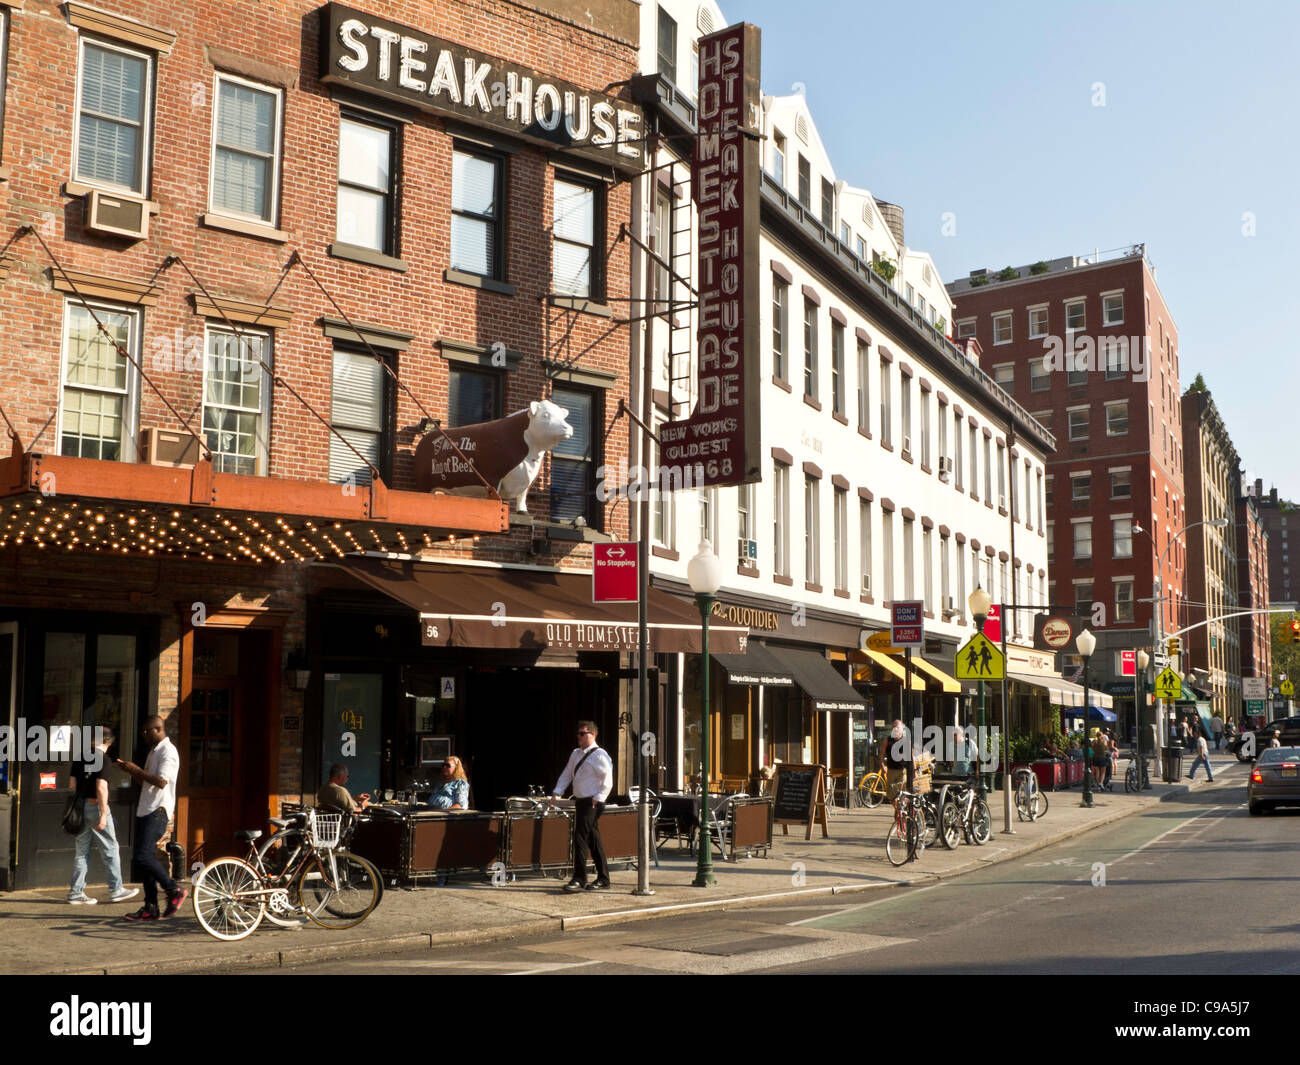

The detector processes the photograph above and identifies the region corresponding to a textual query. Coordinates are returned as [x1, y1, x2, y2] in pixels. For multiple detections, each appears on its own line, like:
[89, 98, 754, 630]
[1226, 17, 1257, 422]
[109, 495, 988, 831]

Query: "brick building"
[1180, 386, 1240, 719]
[0, 0, 653, 887]
[1237, 478, 1272, 718]
[1252, 483, 1298, 609]
[949, 246, 1185, 740]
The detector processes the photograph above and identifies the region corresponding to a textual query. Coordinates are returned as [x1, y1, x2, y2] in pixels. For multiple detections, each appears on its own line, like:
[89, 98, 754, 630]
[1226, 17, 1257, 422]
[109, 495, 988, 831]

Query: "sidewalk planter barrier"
[1032, 759, 1066, 791]
[1161, 747, 1184, 783]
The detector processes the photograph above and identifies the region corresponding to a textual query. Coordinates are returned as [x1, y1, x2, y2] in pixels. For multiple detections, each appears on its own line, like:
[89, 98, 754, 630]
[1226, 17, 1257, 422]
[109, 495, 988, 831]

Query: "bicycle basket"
[308, 809, 343, 851]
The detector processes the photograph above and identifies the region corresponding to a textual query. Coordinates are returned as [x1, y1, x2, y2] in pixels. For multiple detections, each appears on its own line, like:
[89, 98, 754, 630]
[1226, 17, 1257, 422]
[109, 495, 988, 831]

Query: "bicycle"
[885, 788, 923, 866]
[1124, 756, 1151, 793]
[940, 779, 991, 848]
[1013, 767, 1049, 822]
[192, 806, 383, 941]
[856, 767, 889, 808]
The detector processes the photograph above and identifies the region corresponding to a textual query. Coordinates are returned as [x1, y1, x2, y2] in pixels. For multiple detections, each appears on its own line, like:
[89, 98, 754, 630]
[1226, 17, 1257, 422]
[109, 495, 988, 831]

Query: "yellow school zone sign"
[955, 632, 1005, 680]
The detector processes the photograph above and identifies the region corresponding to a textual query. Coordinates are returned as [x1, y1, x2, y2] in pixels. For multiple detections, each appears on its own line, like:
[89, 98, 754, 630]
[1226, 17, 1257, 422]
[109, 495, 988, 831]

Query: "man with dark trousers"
[116, 715, 186, 920]
[551, 721, 613, 893]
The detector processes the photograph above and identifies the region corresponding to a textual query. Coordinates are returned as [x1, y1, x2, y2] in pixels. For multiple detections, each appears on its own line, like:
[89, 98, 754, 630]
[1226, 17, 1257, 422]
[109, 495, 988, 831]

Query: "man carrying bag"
[550, 721, 613, 893]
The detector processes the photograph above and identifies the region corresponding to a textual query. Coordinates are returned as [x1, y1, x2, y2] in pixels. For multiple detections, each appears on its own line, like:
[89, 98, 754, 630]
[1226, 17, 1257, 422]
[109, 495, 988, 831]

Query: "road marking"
[786, 884, 941, 926]
[508, 960, 601, 976]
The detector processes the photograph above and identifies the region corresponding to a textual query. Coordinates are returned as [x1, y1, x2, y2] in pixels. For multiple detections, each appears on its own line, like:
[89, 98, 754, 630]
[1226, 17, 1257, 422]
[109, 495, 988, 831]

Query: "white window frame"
[880, 362, 892, 447]
[1027, 304, 1049, 339]
[919, 389, 930, 467]
[1072, 518, 1093, 561]
[993, 362, 1014, 389]
[902, 517, 915, 599]
[923, 526, 933, 613]
[956, 317, 976, 340]
[1105, 399, 1129, 436]
[1112, 515, 1133, 559]
[859, 498, 872, 595]
[856, 338, 870, 432]
[1029, 359, 1050, 393]
[833, 486, 848, 592]
[774, 460, 790, 578]
[1068, 405, 1089, 441]
[804, 474, 820, 585]
[771, 129, 785, 186]
[954, 412, 964, 489]
[1071, 472, 1090, 502]
[1102, 290, 1124, 326]
[992, 312, 1012, 345]
[73, 35, 154, 196]
[1114, 577, 1135, 622]
[208, 71, 283, 225]
[202, 324, 273, 476]
[882, 512, 895, 603]
[1064, 297, 1086, 332]
[57, 299, 142, 463]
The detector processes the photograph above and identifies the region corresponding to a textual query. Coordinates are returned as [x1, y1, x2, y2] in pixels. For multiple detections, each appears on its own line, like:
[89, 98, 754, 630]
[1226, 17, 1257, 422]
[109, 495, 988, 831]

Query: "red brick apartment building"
[949, 246, 1185, 738]
[1237, 479, 1272, 717]
[0, 0, 647, 887]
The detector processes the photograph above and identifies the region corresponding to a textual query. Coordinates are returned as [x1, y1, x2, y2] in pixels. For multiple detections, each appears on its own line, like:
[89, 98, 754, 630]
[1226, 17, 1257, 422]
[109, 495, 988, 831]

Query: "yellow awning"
[911, 657, 962, 694]
[858, 648, 925, 691]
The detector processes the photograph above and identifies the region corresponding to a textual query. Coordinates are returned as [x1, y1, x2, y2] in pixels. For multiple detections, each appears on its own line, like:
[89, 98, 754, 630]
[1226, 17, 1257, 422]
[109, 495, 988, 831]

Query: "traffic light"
[1167, 636, 1181, 657]
[1290, 618, 1300, 644]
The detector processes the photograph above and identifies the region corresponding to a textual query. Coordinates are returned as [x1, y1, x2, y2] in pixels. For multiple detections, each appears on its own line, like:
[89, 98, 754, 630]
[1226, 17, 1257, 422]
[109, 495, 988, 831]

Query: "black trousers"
[572, 797, 608, 883]
[132, 808, 177, 908]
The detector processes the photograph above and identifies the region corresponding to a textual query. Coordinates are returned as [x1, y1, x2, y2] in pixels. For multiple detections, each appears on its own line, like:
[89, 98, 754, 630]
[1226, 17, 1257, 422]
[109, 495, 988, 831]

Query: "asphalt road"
[229, 777, 1298, 976]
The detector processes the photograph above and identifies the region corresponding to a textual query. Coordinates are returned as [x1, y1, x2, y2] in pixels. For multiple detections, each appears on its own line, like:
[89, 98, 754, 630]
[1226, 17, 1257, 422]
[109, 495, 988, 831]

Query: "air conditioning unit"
[999, 494, 1007, 509]
[861, 573, 871, 595]
[85, 188, 149, 240]
[944, 596, 956, 615]
[141, 427, 200, 468]
[902, 435, 912, 456]
[938, 456, 954, 478]
[738, 537, 757, 562]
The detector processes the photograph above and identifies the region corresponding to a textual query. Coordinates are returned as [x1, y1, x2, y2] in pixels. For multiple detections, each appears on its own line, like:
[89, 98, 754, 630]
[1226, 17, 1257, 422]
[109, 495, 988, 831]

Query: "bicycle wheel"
[940, 800, 961, 849]
[255, 830, 308, 927]
[1032, 791, 1048, 819]
[1015, 780, 1030, 822]
[1124, 764, 1138, 793]
[297, 852, 382, 929]
[971, 799, 992, 845]
[885, 811, 913, 866]
[919, 801, 937, 851]
[860, 772, 886, 808]
[193, 858, 266, 941]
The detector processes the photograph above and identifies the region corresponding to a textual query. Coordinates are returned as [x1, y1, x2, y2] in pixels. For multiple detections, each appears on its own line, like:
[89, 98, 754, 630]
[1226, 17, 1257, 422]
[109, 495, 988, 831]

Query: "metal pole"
[999, 602, 1013, 833]
[1081, 652, 1094, 808]
[693, 592, 717, 887]
[975, 613, 988, 802]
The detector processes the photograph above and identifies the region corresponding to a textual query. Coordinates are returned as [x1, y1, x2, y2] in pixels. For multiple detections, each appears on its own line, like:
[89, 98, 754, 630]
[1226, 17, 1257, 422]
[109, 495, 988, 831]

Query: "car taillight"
[1251, 769, 1263, 783]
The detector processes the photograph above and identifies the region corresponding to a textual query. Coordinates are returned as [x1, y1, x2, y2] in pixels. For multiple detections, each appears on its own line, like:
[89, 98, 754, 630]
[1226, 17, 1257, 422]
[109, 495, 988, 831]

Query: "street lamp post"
[687, 541, 723, 888]
[968, 586, 991, 802]
[1078, 628, 1096, 808]
[1136, 649, 1150, 789]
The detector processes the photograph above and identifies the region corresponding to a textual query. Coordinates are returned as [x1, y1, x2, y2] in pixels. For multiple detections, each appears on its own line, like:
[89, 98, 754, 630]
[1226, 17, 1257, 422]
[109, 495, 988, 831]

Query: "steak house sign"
[658, 23, 762, 489]
[319, 3, 645, 172]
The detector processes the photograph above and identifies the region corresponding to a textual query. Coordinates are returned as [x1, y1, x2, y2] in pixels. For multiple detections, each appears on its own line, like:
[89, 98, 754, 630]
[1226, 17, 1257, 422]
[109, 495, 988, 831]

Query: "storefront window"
[322, 673, 383, 798]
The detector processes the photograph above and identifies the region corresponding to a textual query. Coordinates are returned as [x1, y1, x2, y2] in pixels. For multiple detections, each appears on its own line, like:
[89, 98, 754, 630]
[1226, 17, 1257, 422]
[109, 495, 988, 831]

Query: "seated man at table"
[428, 756, 470, 811]
[317, 763, 370, 813]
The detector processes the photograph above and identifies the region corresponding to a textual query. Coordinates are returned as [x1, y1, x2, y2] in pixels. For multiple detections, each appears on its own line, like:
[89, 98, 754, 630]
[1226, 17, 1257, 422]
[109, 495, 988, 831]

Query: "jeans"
[69, 803, 125, 898]
[132, 807, 177, 909]
[1188, 753, 1214, 781]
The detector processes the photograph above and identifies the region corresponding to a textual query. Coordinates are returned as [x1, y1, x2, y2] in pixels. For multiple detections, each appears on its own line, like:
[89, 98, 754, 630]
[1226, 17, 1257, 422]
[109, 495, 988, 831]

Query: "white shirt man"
[552, 722, 613, 891]
[117, 716, 185, 919]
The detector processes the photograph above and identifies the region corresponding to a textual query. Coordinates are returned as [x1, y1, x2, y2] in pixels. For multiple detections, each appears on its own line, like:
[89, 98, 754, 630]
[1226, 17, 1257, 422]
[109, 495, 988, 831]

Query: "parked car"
[1248, 746, 1300, 814]
[1231, 716, 1300, 761]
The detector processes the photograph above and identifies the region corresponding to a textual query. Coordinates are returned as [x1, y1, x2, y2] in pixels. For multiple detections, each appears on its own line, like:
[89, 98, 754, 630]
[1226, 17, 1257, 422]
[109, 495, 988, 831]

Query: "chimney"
[1256, 478, 1264, 498]
[874, 198, 904, 249]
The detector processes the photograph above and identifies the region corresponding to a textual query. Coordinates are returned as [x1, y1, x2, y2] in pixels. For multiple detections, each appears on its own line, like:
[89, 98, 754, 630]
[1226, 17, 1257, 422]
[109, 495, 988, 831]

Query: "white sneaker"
[109, 887, 140, 903]
[68, 895, 98, 905]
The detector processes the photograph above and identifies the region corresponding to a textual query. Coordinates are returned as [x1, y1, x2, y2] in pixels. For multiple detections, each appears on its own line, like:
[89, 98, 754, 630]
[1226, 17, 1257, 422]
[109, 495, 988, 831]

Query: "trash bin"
[1162, 746, 1183, 782]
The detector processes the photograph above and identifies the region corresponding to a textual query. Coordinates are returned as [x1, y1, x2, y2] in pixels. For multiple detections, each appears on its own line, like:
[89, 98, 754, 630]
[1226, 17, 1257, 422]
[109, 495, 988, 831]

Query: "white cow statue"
[498, 399, 574, 513]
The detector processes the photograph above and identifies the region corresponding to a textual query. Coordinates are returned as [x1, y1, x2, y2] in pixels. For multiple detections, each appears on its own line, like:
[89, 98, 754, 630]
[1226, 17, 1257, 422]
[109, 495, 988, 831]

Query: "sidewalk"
[0, 756, 1242, 975]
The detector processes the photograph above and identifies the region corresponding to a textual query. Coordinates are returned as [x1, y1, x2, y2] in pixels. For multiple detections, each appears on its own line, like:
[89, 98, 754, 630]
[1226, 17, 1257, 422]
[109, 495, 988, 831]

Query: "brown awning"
[332, 556, 747, 654]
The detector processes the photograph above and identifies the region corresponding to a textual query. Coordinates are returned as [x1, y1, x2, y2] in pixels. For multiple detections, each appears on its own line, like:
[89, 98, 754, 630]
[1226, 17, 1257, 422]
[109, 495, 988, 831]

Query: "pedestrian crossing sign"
[1154, 668, 1182, 700]
[1281, 679, 1295, 697]
[954, 632, 1005, 680]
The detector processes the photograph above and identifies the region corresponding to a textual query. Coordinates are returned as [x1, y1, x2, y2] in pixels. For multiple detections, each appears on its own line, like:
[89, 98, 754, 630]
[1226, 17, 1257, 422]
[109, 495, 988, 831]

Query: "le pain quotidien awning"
[712, 640, 796, 686]
[333, 556, 747, 654]
[0, 440, 508, 560]
[762, 644, 867, 712]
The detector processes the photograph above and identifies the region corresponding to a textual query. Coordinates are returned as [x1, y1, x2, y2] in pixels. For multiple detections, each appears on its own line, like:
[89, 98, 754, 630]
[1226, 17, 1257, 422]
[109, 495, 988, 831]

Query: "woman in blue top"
[429, 756, 470, 810]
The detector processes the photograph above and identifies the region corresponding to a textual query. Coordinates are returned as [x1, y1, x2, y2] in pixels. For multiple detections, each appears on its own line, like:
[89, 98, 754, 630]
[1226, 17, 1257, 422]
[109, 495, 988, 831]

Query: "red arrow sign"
[593, 542, 639, 603]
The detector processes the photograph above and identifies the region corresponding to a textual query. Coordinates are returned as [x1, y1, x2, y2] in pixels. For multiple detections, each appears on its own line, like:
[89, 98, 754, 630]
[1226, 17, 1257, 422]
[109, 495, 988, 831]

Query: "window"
[75, 38, 152, 194]
[771, 130, 786, 185]
[652, 188, 671, 303]
[451, 146, 504, 279]
[1103, 292, 1124, 325]
[653, 448, 676, 549]
[920, 390, 930, 466]
[905, 283, 914, 305]
[656, 6, 677, 83]
[1029, 359, 1050, 392]
[59, 301, 140, 461]
[882, 512, 894, 603]
[1028, 306, 1049, 338]
[1065, 298, 1086, 331]
[203, 327, 271, 475]
[1106, 400, 1129, 436]
[1038, 469, 1044, 526]
[1073, 520, 1093, 560]
[448, 366, 502, 427]
[1102, 337, 1128, 379]
[553, 175, 601, 298]
[821, 178, 834, 229]
[1110, 469, 1131, 499]
[969, 425, 978, 495]
[834, 487, 848, 592]
[955, 542, 965, 615]
[1115, 579, 1135, 622]
[774, 461, 790, 577]
[1045, 473, 1053, 507]
[210, 73, 281, 224]
[831, 321, 845, 416]
[902, 517, 915, 599]
[901, 377, 912, 455]
[855, 236, 867, 261]
[1047, 521, 1055, 564]
[1068, 407, 1089, 441]
[993, 363, 1014, 390]
[797, 155, 811, 208]
[954, 412, 964, 488]
[330, 347, 389, 486]
[997, 442, 1006, 505]
[549, 387, 600, 527]
[698, 487, 716, 547]
[804, 475, 820, 585]
[839, 221, 850, 245]
[937, 399, 948, 470]
[956, 318, 976, 340]
[856, 339, 870, 431]
[992, 313, 1012, 344]
[737, 483, 755, 559]
[923, 527, 934, 612]
[983, 436, 991, 500]
[1113, 517, 1133, 558]
[1071, 474, 1090, 502]
[880, 363, 892, 446]
[803, 299, 818, 398]
[859, 499, 872, 595]
[336, 114, 396, 253]
[771, 276, 788, 380]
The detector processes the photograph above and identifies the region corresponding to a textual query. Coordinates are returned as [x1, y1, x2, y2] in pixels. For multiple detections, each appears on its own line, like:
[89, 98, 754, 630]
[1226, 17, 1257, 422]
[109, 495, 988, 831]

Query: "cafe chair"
[698, 793, 748, 859]
[627, 787, 663, 868]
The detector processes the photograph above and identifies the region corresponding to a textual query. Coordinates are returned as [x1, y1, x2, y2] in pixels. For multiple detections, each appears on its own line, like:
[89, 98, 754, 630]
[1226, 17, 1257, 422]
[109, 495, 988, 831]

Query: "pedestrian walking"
[67, 725, 139, 906]
[1211, 713, 1224, 751]
[550, 720, 613, 893]
[116, 716, 186, 920]
[1187, 726, 1214, 781]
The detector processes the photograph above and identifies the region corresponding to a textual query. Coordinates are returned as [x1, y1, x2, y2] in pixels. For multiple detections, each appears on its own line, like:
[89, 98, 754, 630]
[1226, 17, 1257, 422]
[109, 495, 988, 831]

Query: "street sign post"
[1243, 677, 1267, 701]
[592, 542, 639, 603]
[1120, 650, 1136, 677]
[983, 605, 1002, 645]
[1282, 679, 1295, 698]
[955, 633, 1005, 680]
[891, 601, 924, 647]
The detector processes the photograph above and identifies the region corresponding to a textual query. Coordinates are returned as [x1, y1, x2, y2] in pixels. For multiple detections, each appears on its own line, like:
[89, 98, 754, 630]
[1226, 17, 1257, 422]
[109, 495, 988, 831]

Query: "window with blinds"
[448, 367, 501, 427]
[337, 114, 395, 252]
[552, 175, 599, 298]
[329, 349, 386, 486]
[211, 74, 280, 223]
[451, 147, 503, 279]
[549, 387, 598, 526]
[76, 39, 151, 194]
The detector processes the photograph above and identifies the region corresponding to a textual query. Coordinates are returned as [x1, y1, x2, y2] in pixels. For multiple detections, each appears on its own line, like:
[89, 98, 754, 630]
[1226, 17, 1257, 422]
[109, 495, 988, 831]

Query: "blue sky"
[728, 0, 1299, 500]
